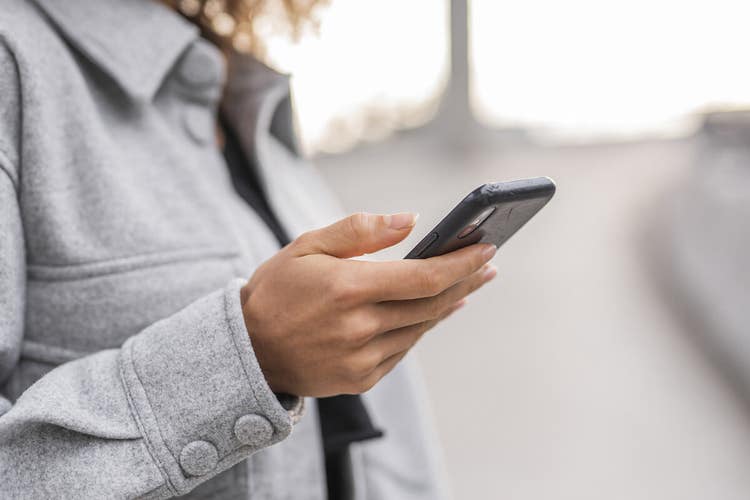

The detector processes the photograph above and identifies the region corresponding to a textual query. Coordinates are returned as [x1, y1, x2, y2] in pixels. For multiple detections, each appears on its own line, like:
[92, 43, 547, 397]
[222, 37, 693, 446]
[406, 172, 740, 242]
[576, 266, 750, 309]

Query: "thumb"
[294, 212, 418, 258]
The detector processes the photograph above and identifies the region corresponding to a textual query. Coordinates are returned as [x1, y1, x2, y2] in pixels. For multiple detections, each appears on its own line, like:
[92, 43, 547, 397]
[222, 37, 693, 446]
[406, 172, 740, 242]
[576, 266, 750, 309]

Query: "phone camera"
[457, 206, 496, 238]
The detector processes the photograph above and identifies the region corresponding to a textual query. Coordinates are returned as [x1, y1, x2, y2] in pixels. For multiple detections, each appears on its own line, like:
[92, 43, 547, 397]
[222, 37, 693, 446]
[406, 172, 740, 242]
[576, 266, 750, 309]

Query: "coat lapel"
[221, 54, 343, 239]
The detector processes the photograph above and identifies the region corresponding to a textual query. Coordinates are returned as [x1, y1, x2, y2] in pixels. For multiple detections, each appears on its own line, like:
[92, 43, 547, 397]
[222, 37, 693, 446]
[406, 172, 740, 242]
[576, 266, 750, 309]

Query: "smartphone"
[405, 177, 556, 259]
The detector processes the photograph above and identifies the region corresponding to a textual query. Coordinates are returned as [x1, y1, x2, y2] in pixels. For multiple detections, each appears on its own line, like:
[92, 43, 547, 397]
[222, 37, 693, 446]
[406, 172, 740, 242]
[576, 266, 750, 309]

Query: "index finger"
[358, 243, 496, 301]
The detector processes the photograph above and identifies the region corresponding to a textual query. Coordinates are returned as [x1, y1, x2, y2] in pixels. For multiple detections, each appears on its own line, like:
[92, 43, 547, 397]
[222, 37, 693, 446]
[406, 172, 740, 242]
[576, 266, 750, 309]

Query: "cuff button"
[179, 440, 218, 477]
[234, 414, 274, 446]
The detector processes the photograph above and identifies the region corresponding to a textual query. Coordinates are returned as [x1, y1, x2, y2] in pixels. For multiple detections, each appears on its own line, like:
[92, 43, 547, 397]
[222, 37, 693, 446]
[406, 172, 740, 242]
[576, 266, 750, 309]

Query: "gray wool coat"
[0, 0, 448, 498]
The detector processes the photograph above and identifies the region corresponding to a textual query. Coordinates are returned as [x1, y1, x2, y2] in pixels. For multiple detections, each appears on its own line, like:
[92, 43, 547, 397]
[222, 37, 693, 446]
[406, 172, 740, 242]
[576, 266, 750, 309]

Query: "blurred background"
[265, 1, 750, 498]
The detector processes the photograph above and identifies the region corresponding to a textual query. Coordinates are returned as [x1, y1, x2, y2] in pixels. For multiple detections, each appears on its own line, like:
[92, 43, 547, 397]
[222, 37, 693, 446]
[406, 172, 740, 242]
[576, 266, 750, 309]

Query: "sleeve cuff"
[118, 278, 303, 495]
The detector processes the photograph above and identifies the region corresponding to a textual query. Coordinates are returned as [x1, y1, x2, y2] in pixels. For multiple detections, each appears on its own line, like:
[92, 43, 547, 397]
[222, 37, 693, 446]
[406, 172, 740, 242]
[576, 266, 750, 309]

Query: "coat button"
[234, 414, 274, 446]
[177, 39, 224, 89]
[179, 440, 219, 477]
[182, 104, 214, 145]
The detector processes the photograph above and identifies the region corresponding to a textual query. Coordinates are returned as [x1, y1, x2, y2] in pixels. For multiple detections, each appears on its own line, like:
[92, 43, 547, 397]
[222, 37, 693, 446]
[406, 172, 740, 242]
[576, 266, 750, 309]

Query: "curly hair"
[162, 0, 328, 55]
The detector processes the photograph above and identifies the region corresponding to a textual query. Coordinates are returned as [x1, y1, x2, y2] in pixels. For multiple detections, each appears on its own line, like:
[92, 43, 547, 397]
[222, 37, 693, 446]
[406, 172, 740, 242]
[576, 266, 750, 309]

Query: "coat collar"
[222, 54, 300, 157]
[32, 0, 199, 101]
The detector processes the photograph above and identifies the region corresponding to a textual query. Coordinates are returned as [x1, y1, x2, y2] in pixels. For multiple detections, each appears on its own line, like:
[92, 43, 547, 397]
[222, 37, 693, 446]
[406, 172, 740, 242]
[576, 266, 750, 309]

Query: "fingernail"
[387, 212, 418, 230]
[481, 244, 497, 260]
[483, 265, 497, 282]
[453, 298, 467, 310]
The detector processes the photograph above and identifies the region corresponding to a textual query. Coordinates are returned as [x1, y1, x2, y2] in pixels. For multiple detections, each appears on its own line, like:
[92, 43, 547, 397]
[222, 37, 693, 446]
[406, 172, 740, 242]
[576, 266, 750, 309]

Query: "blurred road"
[318, 134, 750, 500]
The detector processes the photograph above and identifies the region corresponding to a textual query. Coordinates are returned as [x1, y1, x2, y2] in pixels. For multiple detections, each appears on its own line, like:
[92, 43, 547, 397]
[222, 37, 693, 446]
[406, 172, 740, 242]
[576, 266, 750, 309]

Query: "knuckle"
[365, 311, 384, 336]
[333, 321, 356, 344]
[342, 315, 372, 344]
[332, 280, 354, 301]
[352, 312, 381, 341]
[342, 353, 375, 382]
[293, 231, 315, 249]
[329, 276, 361, 304]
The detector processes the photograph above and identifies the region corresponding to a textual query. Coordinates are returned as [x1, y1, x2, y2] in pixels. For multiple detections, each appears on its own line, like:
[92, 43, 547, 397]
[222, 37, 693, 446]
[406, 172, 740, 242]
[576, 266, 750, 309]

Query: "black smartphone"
[405, 177, 556, 259]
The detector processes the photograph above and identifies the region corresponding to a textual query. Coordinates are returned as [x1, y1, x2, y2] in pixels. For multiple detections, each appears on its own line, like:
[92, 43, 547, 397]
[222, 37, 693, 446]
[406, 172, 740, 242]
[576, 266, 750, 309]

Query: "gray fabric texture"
[0, 0, 449, 499]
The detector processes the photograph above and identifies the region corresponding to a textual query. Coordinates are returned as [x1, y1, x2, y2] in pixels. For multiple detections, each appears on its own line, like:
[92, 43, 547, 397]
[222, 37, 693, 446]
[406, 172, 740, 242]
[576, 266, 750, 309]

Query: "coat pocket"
[24, 247, 245, 355]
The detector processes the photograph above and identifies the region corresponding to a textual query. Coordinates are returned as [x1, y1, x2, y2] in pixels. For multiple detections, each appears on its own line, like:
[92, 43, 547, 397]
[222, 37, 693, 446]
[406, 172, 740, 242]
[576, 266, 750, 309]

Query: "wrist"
[239, 287, 283, 394]
[240, 284, 251, 308]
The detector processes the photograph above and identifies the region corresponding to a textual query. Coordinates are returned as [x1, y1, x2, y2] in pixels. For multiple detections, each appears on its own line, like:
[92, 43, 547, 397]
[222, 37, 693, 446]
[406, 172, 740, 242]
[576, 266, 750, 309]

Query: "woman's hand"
[241, 212, 497, 397]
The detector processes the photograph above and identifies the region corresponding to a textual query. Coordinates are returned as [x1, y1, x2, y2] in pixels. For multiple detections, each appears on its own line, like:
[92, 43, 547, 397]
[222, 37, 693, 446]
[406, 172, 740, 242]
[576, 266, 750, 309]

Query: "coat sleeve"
[0, 42, 302, 500]
[0, 167, 303, 499]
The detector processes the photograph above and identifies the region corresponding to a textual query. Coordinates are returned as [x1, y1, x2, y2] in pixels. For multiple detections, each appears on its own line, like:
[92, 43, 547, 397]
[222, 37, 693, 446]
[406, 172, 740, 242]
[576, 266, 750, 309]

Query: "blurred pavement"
[318, 134, 750, 500]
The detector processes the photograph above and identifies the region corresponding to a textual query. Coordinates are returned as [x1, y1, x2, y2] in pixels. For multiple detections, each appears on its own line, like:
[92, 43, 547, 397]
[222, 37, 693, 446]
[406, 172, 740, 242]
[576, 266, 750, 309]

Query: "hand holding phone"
[242, 212, 496, 397]
[241, 178, 554, 397]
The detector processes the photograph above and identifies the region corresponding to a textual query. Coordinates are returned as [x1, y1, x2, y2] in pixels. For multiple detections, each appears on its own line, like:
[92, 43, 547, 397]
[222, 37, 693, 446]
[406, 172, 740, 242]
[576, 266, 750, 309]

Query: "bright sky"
[264, 0, 449, 153]
[266, 0, 750, 150]
[471, 0, 750, 141]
